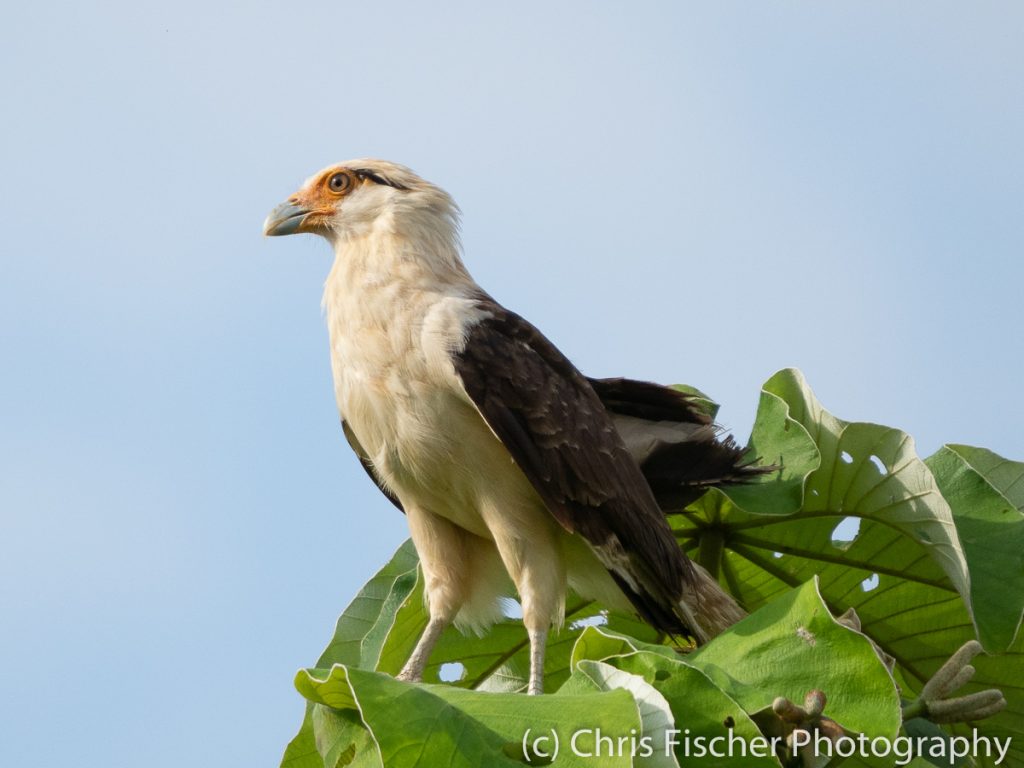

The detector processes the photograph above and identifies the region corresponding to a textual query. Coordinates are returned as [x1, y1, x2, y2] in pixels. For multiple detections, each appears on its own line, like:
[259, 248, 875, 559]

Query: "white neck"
[321, 206, 479, 352]
[329, 205, 468, 285]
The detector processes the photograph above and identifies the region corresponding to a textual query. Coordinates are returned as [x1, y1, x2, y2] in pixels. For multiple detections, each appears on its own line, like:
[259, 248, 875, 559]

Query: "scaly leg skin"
[397, 617, 448, 683]
[487, 526, 563, 696]
[517, 555, 561, 696]
[527, 627, 547, 695]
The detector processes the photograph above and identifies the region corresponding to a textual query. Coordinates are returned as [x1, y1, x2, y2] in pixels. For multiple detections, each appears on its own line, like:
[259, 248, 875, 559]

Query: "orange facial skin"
[286, 168, 360, 231]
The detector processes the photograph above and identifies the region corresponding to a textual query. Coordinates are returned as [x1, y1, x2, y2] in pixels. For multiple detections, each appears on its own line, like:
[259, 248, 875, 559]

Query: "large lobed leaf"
[281, 369, 1024, 767]
[292, 576, 900, 767]
[676, 370, 1024, 767]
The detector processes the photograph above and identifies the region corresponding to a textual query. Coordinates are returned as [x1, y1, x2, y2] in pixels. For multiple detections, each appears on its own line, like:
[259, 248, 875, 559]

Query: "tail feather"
[642, 434, 769, 509]
[589, 376, 766, 640]
[685, 562, 748, 641]
[590, 376, 775, 511]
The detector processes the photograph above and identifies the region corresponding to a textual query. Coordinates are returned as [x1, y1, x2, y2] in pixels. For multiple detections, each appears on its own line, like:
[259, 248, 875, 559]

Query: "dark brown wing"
[342, 418, 404, 513]
[453, 301, 698, 637]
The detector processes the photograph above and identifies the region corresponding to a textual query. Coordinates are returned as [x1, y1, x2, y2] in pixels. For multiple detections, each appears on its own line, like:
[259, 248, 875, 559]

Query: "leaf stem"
[697, 528, 726, 579]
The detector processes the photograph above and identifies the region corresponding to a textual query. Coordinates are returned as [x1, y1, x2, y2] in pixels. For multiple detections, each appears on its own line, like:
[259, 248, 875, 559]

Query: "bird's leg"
[527, 627, 547, 695]
[479, 497, 565, 695]
[397, 617, 448, 683]
[494, 531, 563, 695]
[398, 507, 469, 684]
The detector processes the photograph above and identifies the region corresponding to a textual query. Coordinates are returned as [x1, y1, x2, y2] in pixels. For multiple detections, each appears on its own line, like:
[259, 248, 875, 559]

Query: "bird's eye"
[327, 172, 352, 194]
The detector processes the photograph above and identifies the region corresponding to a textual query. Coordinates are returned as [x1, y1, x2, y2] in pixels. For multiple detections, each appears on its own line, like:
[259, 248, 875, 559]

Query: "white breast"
[322, 243, 497, 533]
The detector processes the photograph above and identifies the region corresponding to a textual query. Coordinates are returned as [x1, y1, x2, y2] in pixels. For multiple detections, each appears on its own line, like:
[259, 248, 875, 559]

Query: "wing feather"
[588, 377, 775, 510]
[453, 301, 699, 637]
[341, 418, 404, 513]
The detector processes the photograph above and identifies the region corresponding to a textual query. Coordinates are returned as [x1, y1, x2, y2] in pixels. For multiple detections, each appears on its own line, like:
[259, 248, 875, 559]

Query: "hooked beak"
[263, 200, 313, 236]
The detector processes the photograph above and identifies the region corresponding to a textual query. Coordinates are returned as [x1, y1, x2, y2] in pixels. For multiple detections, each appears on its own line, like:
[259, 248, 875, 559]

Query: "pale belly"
[339, 373, 515, 539]
[339, 375, 633, 617]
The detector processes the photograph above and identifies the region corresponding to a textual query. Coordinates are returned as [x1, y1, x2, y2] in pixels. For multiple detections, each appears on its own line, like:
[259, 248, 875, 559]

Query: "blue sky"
[1, 3, 1021, 766]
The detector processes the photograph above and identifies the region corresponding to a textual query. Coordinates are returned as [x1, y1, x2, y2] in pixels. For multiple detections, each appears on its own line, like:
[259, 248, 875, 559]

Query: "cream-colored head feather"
[265, 158, 466, 279]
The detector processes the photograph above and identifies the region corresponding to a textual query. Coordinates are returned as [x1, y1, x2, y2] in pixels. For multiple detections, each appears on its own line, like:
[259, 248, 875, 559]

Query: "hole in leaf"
[861, 573, 879, 592]
[810, 489, 820, 497]
[655, 669, 671, 681]
[501, 598, 523, 619]
[831, 517, 861, 549]
[773, 552, 784, 559]
[439, 662, 466, 682]
[869, 455, 887, 474]
[840, 451, 853, 464]
[570, 613, 609, 630]
[723, 715, 735, 729]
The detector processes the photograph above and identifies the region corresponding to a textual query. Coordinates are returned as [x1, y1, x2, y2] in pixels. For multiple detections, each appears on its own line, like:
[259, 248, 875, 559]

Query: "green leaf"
[281, 707, 325, 768]
[688, 578, 901, 737]
[672, 370, 1023, 767]
[708, 379, 821, 520]
[322, 539, 420, 670]
[565, 579, 901, 765]
[602, 652, 779, 767]
[674, 369, 976, 682]
[298, 665, 641, 767]
[926, 445, 1024, 651]
[281, 541, 420, 768]
[280, 368, 1024, 768]
[670, 384, 720, 420]
[943, 444, 1024, 510]
[311, 705, 380, 768]
[570, 624, 676, 668]
[568, 659, 680, 768]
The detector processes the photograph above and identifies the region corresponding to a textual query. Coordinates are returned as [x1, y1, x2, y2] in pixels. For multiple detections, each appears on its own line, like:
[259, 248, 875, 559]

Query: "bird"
[264, 159, 768, 695]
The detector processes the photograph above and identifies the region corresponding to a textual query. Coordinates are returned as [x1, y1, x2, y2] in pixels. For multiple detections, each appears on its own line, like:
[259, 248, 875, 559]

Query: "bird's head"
[263, 159, 458, 245]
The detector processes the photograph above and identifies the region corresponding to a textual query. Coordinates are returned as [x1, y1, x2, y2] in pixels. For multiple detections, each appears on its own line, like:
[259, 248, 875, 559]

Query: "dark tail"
[589, 377, 775, 511]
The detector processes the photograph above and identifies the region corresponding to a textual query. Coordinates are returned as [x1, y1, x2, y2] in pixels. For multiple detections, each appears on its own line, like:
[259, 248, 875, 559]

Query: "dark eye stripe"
[353, 169, 408, 190]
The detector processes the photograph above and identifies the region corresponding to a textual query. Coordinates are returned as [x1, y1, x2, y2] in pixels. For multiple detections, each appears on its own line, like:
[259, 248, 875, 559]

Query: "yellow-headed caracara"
[264, 160, 767, 694]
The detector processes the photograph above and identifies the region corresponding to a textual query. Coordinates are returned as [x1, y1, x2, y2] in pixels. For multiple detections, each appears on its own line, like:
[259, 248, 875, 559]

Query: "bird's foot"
[394, 617, 447, 685]
[396, 652, 429, 684]
[395, 668, 423, 684]
[902, 640, 1006, 724]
